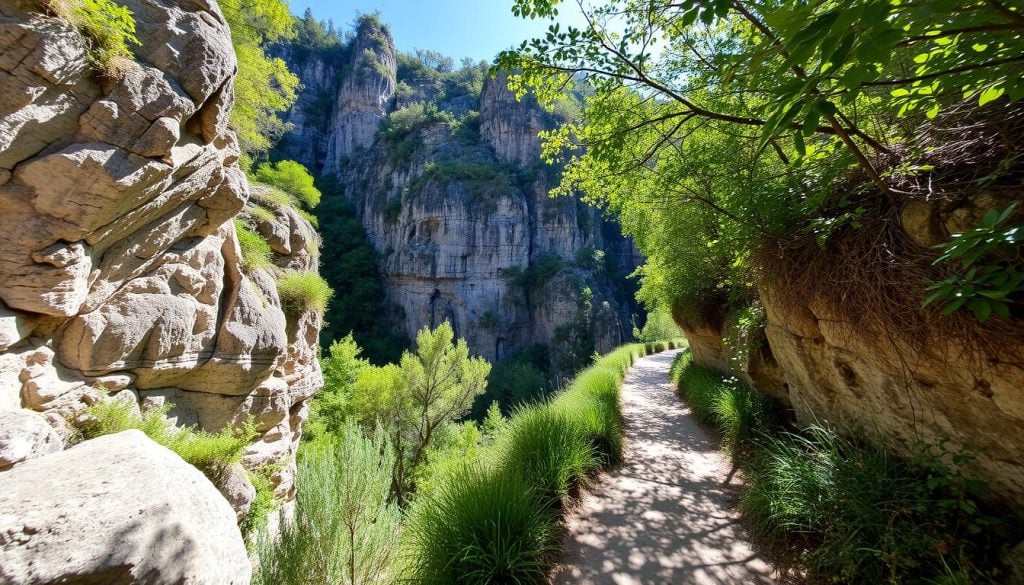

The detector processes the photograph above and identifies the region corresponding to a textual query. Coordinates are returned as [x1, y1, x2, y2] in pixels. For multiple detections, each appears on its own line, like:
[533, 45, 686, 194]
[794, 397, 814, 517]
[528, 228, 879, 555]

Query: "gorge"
[0, 0, 1023, 584]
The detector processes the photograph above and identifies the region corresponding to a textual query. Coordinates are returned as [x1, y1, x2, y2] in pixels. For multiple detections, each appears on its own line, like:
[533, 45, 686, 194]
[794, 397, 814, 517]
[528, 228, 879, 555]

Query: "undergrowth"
[79, 400, 254, 482]
[671, 351, 1014, 583]
[403, 341, 674, 583]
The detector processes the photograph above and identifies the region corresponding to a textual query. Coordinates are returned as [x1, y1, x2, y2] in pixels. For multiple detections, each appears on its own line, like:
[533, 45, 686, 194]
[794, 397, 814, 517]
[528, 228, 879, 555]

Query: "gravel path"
[551, 349, 777, 585]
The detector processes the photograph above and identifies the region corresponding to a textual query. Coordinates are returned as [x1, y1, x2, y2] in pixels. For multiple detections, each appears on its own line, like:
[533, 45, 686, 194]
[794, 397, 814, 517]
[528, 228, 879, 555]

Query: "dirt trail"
[552, 349, 777, 585]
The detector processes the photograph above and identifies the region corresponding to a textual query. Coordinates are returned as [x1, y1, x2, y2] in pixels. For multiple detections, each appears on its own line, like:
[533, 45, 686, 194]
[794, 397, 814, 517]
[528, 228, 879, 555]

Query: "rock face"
[679, 213, 1024, 516]
[0, 430, 250, 585]
[757, 278, 1024, 515]
[280, 22, 642, 365]
[0, 0, 322, 548]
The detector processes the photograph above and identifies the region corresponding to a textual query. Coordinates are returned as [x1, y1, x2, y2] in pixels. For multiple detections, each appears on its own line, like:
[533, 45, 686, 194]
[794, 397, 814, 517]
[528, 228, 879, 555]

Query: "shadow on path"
[551, 349, 778, 585]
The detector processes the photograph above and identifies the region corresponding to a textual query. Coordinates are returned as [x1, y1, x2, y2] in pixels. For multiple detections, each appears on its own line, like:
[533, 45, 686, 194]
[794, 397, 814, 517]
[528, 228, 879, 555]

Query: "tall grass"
[254, 422, 400, 585]
[673, 353, 773, 453]
[497, 405, 597, 508]
[403, 465, 557, 584]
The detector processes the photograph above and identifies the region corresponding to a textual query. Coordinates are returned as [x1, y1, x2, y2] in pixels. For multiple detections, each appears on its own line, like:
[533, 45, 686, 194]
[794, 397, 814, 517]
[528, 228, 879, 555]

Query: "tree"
[219, 0, 299, 164]
[499, 0, 1024, 201]
[306, 335, 367, 444]
[395, 322, 490, 500]
[339, 323, 490, 502]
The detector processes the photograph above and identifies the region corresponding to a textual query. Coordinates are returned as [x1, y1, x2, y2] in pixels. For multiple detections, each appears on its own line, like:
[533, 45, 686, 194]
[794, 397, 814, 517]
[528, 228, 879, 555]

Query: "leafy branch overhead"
[498, 0, 1024, 197]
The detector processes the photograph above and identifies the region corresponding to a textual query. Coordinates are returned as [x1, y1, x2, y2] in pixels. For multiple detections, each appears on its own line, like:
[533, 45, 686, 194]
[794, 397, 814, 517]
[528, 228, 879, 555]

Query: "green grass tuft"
[235, 219, 273, 271]
[276, 271, 333, 316]
[403, 465, 557, 585]
[498, 404, 597, 508]
[80, 400, 254, 480]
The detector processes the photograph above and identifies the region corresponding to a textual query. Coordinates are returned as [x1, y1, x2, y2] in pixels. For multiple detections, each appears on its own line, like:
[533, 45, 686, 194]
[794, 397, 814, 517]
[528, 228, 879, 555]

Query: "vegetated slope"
[273, 13, 644, 379]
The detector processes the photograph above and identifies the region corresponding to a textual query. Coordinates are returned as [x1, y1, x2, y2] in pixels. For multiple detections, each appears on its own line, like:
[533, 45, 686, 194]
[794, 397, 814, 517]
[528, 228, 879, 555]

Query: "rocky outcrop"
[278, 17, 396, 176]
[0, 430, 250, 585]
[280, 23, 641, 364]
[0, 0, 322, 551]
[680, 200, 1024, 514]
[758, 272, 1024, 515]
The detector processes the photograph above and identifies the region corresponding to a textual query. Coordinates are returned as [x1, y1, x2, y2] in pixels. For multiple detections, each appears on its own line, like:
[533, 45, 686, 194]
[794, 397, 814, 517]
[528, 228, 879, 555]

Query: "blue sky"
[292, 0, 583, 63]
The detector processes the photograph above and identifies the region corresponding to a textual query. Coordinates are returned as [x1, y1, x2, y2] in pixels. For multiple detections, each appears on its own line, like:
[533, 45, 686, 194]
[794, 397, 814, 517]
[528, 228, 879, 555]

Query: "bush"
[379, 102, 456, 142]
[742, 426, 1005, 583]
[240, 469, 277, 539]
[404, 465, 557, 585]
[80, 400, 254, 481]
[234, 219, 273, 271]
[253, 160, 321, 209]
[254, 423, 401, 585]
[276, 271, 333, 316]
[674, 357, 772, 452]
[42, 0, 138, 76]
[497, 404, 597, 508]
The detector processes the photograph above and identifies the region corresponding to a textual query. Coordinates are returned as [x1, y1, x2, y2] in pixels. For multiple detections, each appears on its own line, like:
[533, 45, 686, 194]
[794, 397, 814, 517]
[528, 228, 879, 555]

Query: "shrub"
[379, 102, 456, 142]
[234, 219, 273, 271]
[404, 465, 557, 585]
[742, 426, 1005, 583]
[80, 400, 254, 481]
[253, 160, 321, 209]
[276, 271, 333, 316]
[240, 469, 277, 539]
[42, 0, 138, 76]
[497, 404, 597, 508]
[254, 423, 401, 585]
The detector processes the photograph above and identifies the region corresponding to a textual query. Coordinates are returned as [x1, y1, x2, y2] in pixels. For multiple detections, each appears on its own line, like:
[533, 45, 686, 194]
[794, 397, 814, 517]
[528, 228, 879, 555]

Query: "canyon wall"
[278, 21, 642, 365]
[0, 1, 323, 579]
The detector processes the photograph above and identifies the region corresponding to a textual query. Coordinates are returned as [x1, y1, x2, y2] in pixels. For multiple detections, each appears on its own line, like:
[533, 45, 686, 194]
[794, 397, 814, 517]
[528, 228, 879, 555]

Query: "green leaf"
[978, 85, 1005, 106]
[969, 299, 992, 322]
[794, 132, 806, 156]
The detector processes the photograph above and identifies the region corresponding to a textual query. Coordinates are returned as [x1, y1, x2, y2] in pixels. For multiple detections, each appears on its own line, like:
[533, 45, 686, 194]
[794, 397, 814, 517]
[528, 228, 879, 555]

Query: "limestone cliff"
[279, 21, 642, 366]
[0, 0, 322, 529]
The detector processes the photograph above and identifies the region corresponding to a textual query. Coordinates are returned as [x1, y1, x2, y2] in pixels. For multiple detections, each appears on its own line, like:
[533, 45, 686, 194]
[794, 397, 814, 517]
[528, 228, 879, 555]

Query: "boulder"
[0, 430, 250, 584]
[0, 409, 61, 469]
